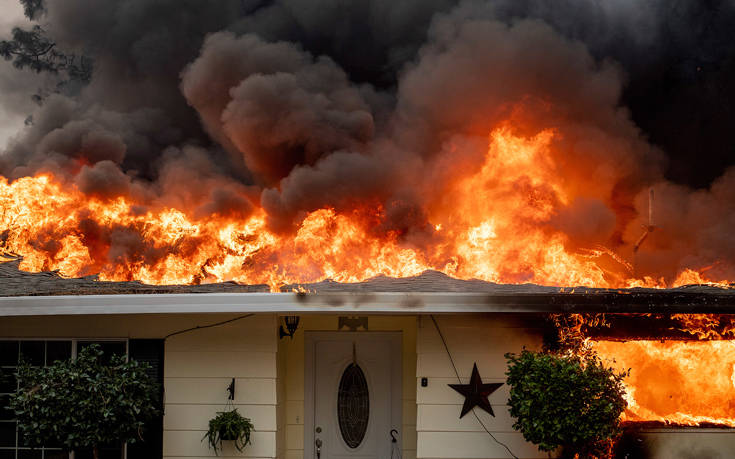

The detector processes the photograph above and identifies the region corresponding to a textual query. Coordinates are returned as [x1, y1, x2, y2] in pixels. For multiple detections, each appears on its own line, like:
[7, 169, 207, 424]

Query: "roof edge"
[2, 291, 735, 316]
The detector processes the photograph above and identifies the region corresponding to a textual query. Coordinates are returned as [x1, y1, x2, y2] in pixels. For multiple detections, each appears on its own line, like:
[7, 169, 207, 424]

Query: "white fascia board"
[0, 292, 551, 316]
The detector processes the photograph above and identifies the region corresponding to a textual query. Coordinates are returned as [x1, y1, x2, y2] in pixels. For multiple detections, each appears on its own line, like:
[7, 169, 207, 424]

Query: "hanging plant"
[203, 408, 254, 455]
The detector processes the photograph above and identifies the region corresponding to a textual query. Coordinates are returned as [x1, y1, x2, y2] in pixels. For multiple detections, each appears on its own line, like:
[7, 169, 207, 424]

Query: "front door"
[305, 332, 402, 459]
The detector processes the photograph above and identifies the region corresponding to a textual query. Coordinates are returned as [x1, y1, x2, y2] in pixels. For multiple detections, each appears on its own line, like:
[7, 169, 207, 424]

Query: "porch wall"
[415, 314, 547, 459]
[163, 314, 279, 459]
[276, 315, 418, 459]
[276, 332, 287, 459]
[0, 313, 280, 459]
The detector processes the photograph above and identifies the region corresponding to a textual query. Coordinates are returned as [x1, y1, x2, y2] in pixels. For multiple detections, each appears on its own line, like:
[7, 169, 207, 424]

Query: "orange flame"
[670, 314, 735, 340]
[590, 339, 735, 427]
[0, 126, 729, 290]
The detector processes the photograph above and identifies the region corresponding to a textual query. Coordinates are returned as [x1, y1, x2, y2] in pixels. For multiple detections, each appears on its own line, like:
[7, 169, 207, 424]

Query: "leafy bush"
[203, 408, 254, 455]
[8, 344, 159, 459]
[505, 349, 628, 458]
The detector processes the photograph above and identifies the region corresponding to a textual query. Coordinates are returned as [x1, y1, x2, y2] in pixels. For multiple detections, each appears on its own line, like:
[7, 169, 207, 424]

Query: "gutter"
[2, 290, 735, 316]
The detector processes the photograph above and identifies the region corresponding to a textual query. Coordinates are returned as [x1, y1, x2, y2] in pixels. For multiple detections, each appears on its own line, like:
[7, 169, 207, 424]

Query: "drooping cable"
[157, 314, 258, 418]
[164, 313, 255, 340]
[391, 440, 402, 459]
[390, 429, 402, 459]
[429, 315, 519, 459]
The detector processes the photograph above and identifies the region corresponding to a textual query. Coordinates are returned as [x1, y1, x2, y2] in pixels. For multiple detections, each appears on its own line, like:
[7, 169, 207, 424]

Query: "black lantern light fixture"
[279, 316, 300, 339]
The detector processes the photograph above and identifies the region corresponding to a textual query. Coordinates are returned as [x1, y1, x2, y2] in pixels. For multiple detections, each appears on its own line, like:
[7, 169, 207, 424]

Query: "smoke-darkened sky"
[1, 0, 733, 188]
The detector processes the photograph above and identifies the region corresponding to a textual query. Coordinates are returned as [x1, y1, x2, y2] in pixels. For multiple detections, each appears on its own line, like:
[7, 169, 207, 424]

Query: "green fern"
[203, 408, 254, 455]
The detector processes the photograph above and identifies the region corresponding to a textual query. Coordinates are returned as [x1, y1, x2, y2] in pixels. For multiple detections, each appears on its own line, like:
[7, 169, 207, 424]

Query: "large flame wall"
[1, 127, 728, 290]
[590, 340, 735, 426]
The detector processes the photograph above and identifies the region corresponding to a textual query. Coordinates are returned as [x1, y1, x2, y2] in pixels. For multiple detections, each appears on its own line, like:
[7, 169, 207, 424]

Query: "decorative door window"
[337, 363, 369, 449]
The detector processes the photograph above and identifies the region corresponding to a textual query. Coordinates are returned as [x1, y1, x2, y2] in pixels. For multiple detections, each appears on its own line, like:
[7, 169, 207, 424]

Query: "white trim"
[0, 292, 563, 316]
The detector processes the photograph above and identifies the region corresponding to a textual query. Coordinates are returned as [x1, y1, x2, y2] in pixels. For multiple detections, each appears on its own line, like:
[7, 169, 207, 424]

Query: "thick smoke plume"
[2, 0, 735, 285]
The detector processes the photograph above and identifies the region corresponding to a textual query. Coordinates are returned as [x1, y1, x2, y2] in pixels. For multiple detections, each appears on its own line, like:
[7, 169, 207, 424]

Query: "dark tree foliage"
[0, 0, 92, 107]
[505, 350, 628, 458]
[0, 25, 92, 80]
[8, 344, 160, 459]
[20, 0, 45, 19]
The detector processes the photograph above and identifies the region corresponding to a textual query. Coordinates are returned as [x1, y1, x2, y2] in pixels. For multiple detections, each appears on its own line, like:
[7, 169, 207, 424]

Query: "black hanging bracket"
[279, 316, 300, 339]
[227, 378, 235, 400]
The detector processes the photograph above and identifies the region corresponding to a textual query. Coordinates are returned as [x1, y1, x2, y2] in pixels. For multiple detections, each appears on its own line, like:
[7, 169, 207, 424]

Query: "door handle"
[315, 438, 322, 458]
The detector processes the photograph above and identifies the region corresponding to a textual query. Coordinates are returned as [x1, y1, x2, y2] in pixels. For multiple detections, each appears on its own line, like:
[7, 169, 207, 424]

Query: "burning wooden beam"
[633, 188, 656, 253]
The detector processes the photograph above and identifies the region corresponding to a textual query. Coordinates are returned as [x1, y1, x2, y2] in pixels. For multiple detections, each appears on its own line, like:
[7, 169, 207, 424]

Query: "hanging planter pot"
[203, 408, 254, 455]
[219, 427, 240, 442]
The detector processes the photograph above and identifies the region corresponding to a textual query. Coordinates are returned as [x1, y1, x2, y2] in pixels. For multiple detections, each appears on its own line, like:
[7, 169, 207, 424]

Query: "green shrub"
[505, 349, 628, 458]
[8, 344, 159, 459]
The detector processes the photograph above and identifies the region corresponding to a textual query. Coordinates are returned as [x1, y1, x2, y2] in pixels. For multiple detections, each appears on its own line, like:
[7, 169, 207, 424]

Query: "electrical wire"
[429, 315, 519, 459]
[164, 313, 255, 340]
[160, 313, 256, 419]
[391, 438, 402, 459]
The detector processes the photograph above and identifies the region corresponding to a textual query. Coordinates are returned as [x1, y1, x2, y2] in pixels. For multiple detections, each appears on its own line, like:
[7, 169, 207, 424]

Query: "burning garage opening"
[1, 0, 735, 458]
[553, 310, 735, 458]
[584, 314, 735, 428]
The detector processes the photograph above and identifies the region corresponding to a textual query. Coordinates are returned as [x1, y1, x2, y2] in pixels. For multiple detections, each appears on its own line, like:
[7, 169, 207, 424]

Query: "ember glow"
[0, 126, 730, 290]
[591, 340, 735, 427]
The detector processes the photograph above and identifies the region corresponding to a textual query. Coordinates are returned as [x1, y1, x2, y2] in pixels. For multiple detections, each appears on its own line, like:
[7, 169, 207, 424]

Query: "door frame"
[304, 331, 402, 459]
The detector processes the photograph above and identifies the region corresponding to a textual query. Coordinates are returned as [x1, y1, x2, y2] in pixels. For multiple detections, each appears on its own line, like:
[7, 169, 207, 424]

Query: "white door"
[306, 332, 402, 459]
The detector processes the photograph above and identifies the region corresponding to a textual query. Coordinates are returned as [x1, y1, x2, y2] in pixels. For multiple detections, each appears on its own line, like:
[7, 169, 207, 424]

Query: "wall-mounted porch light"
[279, 316, 300, 339]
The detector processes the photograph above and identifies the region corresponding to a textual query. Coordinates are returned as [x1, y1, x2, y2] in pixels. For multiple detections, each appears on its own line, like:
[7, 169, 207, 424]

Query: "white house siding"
[416, 314, 548, 459]
[0, 313, 281, 459]
[163, 314, 279, 459]
[276, 335, 287, 459]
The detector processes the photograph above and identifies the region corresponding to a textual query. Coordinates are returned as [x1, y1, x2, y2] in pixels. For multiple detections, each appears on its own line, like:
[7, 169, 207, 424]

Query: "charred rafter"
[556, 313, 735, 341]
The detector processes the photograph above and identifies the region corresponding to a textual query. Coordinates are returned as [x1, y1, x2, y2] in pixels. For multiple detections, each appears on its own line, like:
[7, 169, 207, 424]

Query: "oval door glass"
[337, 363, 369, 448]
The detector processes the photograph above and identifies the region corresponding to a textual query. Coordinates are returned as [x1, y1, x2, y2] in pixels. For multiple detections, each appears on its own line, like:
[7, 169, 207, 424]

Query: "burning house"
[2, 259, 735, 459]
[2, 0, 735, 457]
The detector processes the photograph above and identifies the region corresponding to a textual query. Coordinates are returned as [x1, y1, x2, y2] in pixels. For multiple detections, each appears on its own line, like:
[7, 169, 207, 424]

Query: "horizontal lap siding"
[276, 337, 287, 459]
[164, 314, 278, 458]
[163, 430, 276, 457]
[165, 378, 277, 405]
[416, 315, 548, 459]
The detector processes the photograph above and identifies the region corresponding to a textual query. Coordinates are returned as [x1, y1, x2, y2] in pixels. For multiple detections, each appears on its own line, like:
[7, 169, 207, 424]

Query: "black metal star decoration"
[448, 363, 503, 418]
